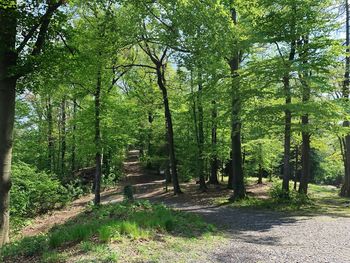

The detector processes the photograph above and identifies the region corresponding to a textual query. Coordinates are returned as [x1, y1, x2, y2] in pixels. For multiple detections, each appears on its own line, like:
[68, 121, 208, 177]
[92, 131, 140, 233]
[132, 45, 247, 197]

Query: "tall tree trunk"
[60, 97, 66, 176]
[341, 0, 350, 197]
[94, 69, 102, 205]
[47, 96, 54, 172]
[209, 100, 219, 184]
[299, 117, 310, 194]
[190, 70, 200, 183]
[0, 4, 17, 247]
[257, 143, 263, 184]
[197, 70, 207, 191]
[229, 56, 245, 200]
[147, 112, 153, 157]
[298, 36, 311, 195]
[156, 65, 182, 194]
[282, 41, 296, 193]
[228, 6, 245, 201]
[71, 99, 77, 174]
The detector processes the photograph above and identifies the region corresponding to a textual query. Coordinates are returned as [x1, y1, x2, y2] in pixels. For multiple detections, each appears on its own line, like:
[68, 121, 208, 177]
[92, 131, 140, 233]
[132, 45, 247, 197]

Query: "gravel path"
[161, 201, 350, 263]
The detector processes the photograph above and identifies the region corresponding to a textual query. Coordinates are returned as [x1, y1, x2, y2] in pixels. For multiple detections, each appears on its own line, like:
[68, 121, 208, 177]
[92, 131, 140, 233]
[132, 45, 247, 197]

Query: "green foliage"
[269, 183, 312, 208]
[0, 235, 48, 259]
[11, 162, 70, 218]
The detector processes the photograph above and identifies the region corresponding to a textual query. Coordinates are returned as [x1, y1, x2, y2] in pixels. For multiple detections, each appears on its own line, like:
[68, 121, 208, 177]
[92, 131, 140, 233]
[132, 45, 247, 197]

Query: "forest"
[1, 0, 350, 262]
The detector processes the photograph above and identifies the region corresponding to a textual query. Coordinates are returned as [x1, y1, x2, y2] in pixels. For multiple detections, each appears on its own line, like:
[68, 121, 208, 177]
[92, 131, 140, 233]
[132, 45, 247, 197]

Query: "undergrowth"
[0, 201, 214, 262]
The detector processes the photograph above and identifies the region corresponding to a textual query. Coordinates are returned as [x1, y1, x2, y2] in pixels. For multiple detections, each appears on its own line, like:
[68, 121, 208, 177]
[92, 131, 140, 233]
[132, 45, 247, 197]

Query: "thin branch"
[274, 42, 287, 66]
[57, 31, 75, 55]
[160, 47, 169, 64]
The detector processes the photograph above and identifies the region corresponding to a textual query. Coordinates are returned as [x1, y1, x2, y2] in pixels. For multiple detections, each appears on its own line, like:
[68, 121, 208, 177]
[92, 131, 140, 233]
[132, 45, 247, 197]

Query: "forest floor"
[15, 150, 350, 262]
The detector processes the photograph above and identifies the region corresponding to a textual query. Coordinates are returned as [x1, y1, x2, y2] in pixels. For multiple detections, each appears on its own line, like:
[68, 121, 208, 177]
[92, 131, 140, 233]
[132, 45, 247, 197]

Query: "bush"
[269, 182, 312, 208]
[11, 162, 71, 218]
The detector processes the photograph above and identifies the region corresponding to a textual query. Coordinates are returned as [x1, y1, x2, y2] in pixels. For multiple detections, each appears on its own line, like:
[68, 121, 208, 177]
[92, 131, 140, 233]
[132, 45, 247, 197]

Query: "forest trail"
[19, 149, 163, 238]
[19, 150, 350, 262]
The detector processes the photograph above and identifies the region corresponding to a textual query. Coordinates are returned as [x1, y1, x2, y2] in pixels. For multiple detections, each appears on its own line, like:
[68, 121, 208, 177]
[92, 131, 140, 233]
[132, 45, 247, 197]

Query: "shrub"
[269, 182, 312, 209]
[11, 162, 70, 218]
[0, 235, 48, 260]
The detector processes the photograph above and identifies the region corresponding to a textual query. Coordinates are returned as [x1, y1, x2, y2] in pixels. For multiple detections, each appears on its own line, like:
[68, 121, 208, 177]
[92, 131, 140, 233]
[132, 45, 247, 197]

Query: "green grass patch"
[220, 178, 350, 214]
[0, 201, 214, 262]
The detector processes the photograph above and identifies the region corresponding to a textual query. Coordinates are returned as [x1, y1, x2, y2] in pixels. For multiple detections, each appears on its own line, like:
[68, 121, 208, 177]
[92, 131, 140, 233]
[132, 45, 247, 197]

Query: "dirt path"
[20, 150, 154, 237]
[19, 150, 350, 262]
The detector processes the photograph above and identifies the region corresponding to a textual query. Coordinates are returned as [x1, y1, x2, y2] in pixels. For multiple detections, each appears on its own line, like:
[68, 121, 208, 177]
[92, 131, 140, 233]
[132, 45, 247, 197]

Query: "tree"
[341, 0, 350, 197]
[228, 2, 246, 200]
[0, 0, 65, 246]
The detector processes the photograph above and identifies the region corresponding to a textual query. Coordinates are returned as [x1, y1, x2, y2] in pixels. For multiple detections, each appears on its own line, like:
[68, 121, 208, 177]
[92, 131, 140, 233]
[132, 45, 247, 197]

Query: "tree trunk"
[156, 65, 182, 194]
[71, 99, 77, 174]
[341, 0, 350, 197]
[0, 4, 17, 246]
[228, 6, 245, 201]
[209, 100, 219, 184]
[282, 41, 296, 193]
[229, 56, 245, 200]
[147, 112, 153, 157]
[298, 37, 311, 195]
[47, 96, 54, 172]
[190, 71, 200, 184]
[0, 82, 16, 247]
[197, 70, 207, 191]
[294, 144, 299, 190]
[60, 97, 66, 175]
[258, 164, 263, 184]
[94, 69, 102, 205]
[299, 118, 310, 194]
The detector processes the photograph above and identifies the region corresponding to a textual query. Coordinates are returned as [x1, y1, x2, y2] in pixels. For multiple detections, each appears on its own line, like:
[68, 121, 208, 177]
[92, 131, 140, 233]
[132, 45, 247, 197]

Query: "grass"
[215, 177, 350, 215]
[0, 200, 217, 263]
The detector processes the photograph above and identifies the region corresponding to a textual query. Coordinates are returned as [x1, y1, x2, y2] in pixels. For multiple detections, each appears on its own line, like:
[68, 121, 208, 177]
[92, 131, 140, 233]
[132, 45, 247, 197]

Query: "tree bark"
[156, 65, 182, 194]
[298, 36, 311, 195]
[60, 97, 66, 175]
[341, 0, 350, 197]
[209, 100, 219, 185]
[47, 96, 54, 172]
[294, 144, 299, 190]
[94, 69, 102, 205]
[197, 70, 207, 191]
[0, 4, 17, 246]
[71, 99, 77, 174]
[228, 6, 245, 201]
[282, 41, 296, 193]
[258, 164, 263, 184]
[299, 117, 310, 194]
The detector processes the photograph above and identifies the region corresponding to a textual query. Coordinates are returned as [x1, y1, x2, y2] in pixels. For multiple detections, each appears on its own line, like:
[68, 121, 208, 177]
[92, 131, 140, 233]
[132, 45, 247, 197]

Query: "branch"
[141, 2, 175, 33]
[160, 47, 169, 64]
[108, 69, 130, 93]
[32, 0, 66, 56]
[17, 0, 66, 54]
[274, 42, 287, 66]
